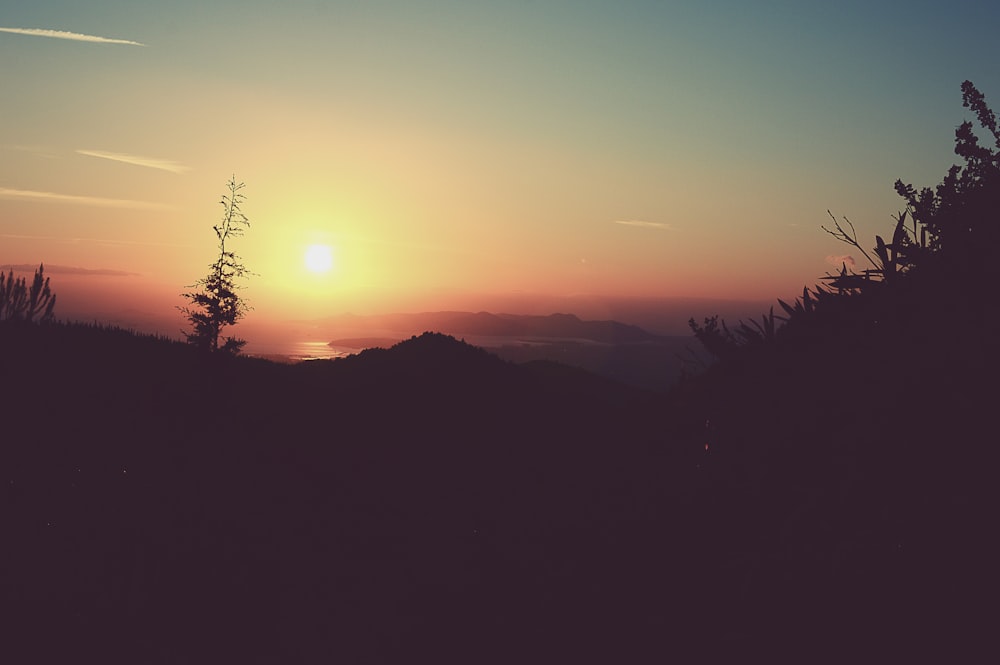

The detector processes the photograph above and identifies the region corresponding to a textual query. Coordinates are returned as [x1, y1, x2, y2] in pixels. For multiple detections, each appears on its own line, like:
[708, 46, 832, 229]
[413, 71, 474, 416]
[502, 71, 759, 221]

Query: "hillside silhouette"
[324, 310, 693, 392]
[3, 325, 680, 663]
[4, 314, 994, 662]
[5, 81, 1000, 663]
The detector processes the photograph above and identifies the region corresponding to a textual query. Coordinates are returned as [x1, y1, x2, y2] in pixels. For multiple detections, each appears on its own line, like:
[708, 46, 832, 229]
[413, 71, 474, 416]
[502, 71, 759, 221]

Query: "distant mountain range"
[327, 310, 667, 346]
[325, 310, 697, 392]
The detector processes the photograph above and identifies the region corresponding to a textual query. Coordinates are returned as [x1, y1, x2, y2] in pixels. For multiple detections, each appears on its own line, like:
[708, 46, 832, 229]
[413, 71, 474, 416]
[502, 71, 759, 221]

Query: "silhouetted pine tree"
[179, 177, 253, 354]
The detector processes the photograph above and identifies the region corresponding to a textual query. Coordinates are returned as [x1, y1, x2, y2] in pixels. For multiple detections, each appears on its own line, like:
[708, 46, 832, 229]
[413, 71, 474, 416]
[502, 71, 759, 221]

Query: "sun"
[304, 244, 334, 273]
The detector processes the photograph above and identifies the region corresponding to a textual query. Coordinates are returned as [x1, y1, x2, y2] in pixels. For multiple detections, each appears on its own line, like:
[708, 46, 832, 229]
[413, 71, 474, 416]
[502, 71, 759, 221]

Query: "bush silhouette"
[0, 263, 56, 323]
[692, 80, 999, 362]
[896, 80, 1000, 267]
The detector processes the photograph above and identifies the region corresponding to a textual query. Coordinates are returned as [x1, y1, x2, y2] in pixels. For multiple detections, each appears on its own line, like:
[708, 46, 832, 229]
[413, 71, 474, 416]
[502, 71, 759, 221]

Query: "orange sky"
[3, 2, 999, 340]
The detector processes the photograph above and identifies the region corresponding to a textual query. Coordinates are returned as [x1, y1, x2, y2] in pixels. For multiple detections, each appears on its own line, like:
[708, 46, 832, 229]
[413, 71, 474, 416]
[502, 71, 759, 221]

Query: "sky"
[2, 1, 999, 339]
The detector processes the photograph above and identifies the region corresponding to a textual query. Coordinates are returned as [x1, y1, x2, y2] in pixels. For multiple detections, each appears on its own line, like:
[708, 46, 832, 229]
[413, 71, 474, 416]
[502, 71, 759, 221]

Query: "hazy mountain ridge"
[321, 311, 696, 393]
[326, 310, 667, 345]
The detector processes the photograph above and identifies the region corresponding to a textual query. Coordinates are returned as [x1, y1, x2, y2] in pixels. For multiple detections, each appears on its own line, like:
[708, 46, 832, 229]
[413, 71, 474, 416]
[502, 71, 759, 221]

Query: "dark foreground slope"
[2, 318, 996, 663]
[672, 275, 1000, 662]
[2, 325, 685, 663]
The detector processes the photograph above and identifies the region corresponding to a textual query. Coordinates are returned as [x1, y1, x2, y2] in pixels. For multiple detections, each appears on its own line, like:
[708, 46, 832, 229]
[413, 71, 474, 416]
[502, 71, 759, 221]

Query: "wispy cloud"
[77, 149, 190, 174]
[613, 219, 673, 230]
[0, 27, 144, 46]
[1, 263, 138, 277]
[3, 144, 60, 158]
[826, 255, 856, 268]
[0, 187, 173, 211]
[1, 232, 192, 249]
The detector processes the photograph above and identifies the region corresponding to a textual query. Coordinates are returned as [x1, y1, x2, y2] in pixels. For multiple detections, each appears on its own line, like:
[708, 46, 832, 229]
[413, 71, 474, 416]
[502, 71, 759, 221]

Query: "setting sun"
[304, 244, 333, 274]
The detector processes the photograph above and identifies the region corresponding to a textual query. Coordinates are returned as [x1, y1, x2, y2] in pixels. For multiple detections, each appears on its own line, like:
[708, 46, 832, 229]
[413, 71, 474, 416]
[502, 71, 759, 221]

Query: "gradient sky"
[2, 1, 999, 335]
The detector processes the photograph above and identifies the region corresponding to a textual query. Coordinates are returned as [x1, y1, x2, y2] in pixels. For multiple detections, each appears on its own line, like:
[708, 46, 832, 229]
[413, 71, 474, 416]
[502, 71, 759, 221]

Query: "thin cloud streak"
[0, 27, 144, 46]
[3, 144, 60, 158]
[0, 187, 173, 211]
[613, 219, 673, 230]
[77, 149, 191, 174]
[1, 233, 193, 249]
[1, 263, 139, 277]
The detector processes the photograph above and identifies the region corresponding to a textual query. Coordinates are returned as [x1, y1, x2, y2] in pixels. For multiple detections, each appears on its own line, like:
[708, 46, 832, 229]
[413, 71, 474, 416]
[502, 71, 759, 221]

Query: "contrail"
[77, 149, 190, 174]
[0, 27, 145, 46]
[613, 219, 673, 230]
[0, 187, 172, 211]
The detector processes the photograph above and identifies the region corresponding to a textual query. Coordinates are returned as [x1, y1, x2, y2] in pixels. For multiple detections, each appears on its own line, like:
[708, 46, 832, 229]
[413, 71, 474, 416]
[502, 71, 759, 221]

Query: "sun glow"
[304, 244, 334, 273]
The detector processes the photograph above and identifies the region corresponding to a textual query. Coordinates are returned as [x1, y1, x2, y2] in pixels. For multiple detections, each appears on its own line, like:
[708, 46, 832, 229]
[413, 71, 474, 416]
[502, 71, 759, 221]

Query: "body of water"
[243, 340, 355, 362]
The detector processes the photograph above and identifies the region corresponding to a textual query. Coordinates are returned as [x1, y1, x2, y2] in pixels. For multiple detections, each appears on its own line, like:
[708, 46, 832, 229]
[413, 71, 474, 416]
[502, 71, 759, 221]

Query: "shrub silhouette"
[0, 263, 56, 323]
[692, 80, 998, 362]
[895, 80, 1000, 267]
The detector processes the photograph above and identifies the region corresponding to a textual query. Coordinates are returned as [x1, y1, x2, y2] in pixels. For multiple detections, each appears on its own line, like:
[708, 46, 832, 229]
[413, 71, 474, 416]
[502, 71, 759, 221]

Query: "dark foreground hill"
[2, 325, 678, 663]
[2, 320, 996, 663]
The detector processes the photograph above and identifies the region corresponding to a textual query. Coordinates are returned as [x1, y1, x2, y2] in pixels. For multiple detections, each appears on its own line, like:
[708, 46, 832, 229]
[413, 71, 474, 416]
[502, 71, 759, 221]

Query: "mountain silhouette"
[323, 313, 691, 393]
[325, 310, 664, 344]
